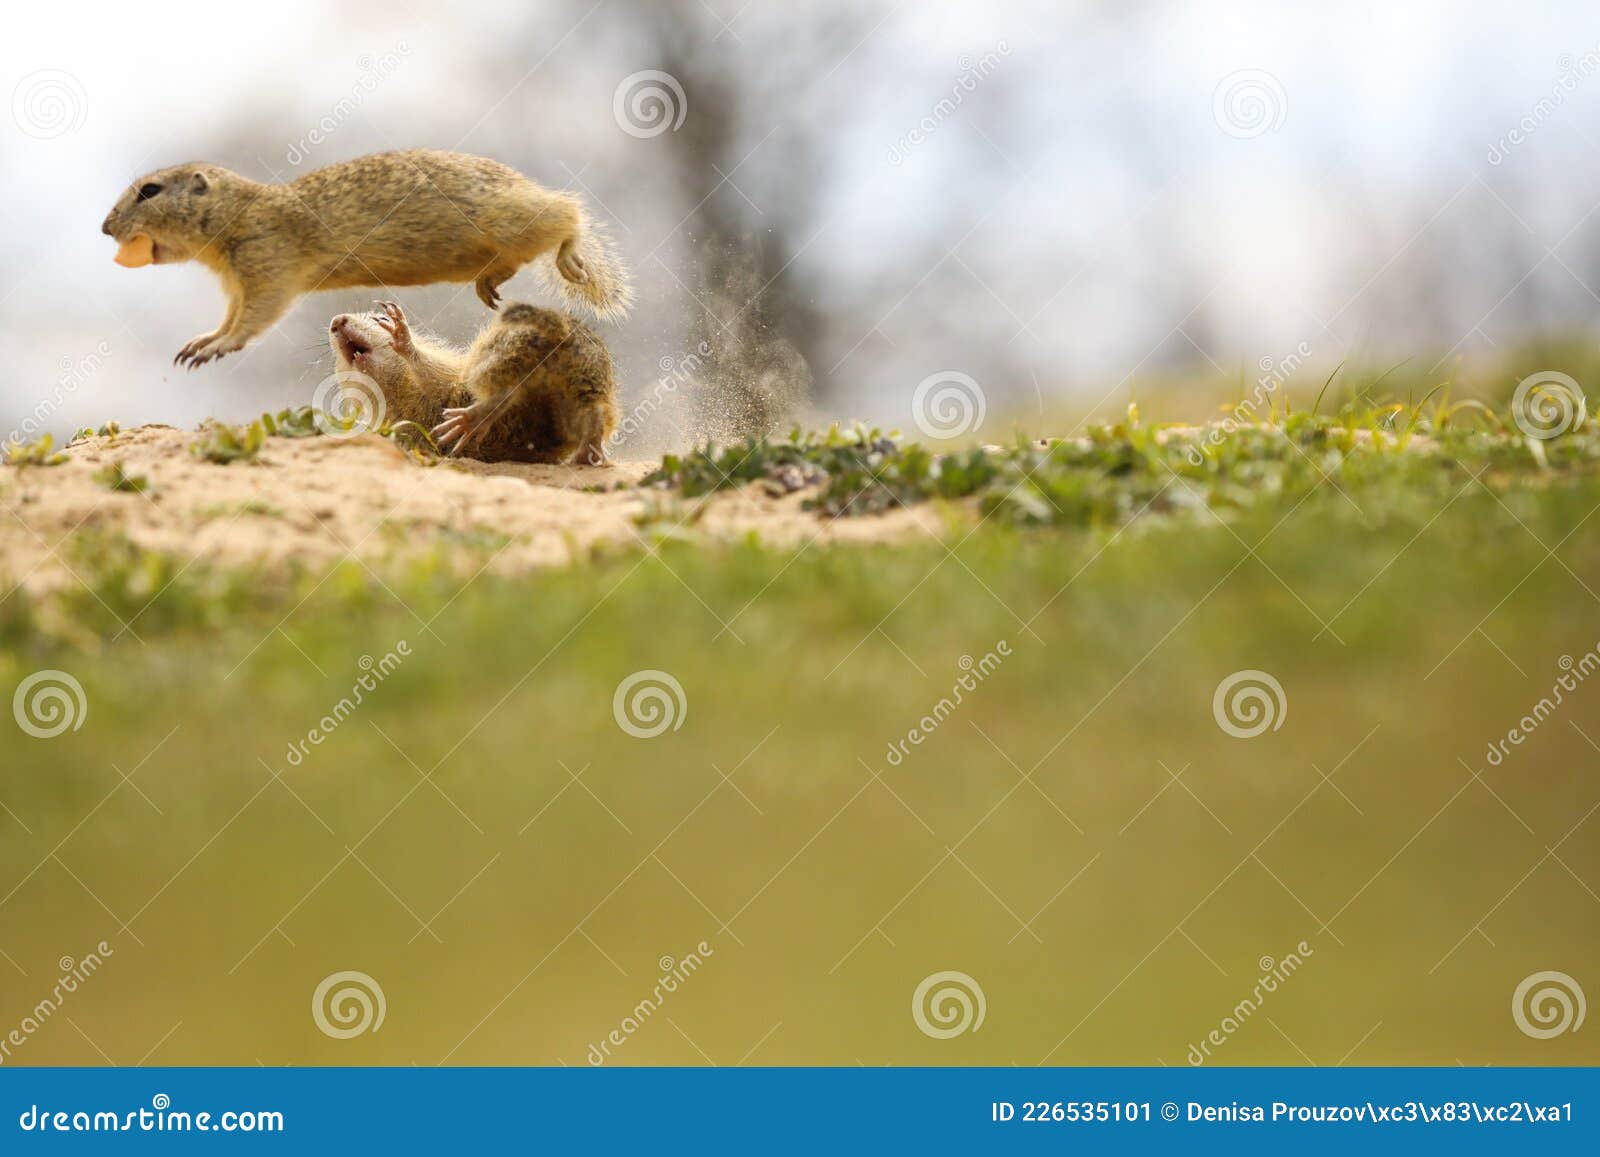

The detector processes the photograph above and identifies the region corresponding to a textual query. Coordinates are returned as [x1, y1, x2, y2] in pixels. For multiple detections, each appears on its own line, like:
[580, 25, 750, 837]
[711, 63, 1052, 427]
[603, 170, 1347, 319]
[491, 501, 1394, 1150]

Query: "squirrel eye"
[136, 182, 162, 201]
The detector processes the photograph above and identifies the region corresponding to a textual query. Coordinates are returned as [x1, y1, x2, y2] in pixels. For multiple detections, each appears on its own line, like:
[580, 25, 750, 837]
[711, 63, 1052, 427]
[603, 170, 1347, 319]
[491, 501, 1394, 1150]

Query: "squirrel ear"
[189, 170, 210, 194]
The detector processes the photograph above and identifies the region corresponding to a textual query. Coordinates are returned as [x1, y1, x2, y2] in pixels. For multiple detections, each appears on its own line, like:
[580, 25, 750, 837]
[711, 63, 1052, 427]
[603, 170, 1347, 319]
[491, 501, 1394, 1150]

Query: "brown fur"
[103, 150, 632, 368]
[329, 301, 617, 465]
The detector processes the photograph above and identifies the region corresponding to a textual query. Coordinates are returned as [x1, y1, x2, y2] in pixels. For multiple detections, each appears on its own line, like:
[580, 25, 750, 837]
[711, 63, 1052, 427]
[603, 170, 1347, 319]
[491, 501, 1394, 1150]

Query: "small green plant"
[385, 420, 442, 462]
[261, 406, 322, 439]
[71, 420, 122, 444]
[3, 434, 68, 467]
[190, 420, 267, 465]
[93, 460, 151, 494]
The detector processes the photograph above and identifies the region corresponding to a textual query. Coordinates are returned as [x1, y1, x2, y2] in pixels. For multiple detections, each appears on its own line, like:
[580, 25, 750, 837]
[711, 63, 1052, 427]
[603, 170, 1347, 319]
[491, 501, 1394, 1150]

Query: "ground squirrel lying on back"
[102, 149, 632, 368]
[329, 300, 618, 465]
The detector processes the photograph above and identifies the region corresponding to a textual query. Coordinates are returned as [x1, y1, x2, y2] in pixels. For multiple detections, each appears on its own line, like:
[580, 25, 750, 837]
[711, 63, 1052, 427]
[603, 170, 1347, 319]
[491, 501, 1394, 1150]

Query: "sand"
[0, 425, 949, 596]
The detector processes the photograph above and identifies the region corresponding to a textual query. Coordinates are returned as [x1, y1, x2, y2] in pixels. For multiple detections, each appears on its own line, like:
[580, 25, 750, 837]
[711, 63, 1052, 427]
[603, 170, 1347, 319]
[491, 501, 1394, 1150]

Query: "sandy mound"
[0, 425, 947, 595]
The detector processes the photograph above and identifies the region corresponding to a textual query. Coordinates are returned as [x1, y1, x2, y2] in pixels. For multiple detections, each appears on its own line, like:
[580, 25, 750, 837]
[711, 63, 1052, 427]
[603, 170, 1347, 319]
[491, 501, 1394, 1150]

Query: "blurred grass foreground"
[1, 396, 1599, 1066]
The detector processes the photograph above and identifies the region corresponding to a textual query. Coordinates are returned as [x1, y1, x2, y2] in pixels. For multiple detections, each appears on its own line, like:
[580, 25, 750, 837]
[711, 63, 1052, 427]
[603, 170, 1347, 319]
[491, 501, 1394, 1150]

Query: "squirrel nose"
[330, 315, 348, 333]
[100, 214, 114, 236]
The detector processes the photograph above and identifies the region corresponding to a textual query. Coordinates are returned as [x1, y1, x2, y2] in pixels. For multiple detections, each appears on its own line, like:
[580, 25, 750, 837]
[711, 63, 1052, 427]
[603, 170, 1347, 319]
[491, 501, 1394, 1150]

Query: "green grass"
[1, 409, 1598, 1066]
[646, 396, 1600, 525]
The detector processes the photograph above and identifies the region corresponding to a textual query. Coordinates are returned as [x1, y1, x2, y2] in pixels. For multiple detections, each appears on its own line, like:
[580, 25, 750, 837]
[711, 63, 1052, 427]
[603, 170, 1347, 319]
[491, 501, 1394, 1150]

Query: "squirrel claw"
[177, 336, 238, 369]
[175, 335, 210, 366]
[372, 300, 413, 355]
[474, 277, 502, 310]
[431, 402, 487, 456]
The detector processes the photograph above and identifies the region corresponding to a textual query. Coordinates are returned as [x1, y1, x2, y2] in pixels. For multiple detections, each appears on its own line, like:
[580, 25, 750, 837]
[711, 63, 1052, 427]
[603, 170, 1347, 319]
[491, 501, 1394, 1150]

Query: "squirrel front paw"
[371, 300, 414, 357]
[174, 333, 242, 369]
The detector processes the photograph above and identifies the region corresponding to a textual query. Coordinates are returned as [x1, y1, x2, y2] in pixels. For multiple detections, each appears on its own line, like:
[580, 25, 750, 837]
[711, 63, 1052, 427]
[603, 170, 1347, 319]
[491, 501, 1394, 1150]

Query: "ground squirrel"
[329, 301, 618, 465]
[103, 149, 632, 368]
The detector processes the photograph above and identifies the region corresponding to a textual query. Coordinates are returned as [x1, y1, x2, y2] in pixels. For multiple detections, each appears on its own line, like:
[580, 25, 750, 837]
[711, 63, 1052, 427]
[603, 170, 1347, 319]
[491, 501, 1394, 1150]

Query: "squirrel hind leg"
[567, 399, 615, 467]
[555, 239, 587, 284]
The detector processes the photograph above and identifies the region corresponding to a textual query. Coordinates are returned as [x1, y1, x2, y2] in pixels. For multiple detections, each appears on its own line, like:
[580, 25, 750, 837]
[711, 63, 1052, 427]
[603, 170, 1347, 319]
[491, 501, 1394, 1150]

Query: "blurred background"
[5, 0, 1600, 449]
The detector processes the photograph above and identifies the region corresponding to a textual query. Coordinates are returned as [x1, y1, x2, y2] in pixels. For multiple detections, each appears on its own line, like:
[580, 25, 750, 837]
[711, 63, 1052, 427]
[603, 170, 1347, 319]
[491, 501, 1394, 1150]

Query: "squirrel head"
[100, 163, 240, 265]
[324, 310, 409, 392]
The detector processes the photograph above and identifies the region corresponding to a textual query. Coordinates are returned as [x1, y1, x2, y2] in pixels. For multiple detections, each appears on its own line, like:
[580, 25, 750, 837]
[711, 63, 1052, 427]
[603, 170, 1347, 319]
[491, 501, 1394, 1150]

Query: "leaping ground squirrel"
[329, 301, 618, 466]
[103, 149, 632, 368]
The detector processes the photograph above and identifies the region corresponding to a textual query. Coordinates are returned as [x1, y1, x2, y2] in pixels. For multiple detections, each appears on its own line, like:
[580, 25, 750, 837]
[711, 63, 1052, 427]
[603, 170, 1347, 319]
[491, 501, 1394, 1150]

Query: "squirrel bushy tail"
[551, 214, 633, 322]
